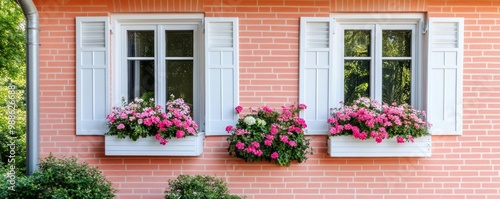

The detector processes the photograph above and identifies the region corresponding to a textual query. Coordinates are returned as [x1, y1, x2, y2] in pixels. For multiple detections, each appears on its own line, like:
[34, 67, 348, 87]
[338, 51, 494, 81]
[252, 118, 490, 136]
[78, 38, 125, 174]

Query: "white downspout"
[16, 0, 39, 175]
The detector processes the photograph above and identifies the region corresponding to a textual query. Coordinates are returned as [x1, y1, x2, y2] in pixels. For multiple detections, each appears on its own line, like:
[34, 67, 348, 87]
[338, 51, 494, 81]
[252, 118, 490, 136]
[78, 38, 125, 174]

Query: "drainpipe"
[16, 0, 39, 175]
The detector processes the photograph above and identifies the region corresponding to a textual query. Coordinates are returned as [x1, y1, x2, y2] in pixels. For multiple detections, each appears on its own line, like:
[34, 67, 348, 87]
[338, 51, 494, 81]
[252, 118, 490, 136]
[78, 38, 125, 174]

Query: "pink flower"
[299, 103, 307, 110]
[172, 118, 182, 127]
[120, 112, 127, 119]
[270, 124, 279, 134]
[155, 133, 162, 140]
[264, 139, 272, 146]
[289, 140, 297, 147]
[163, 119, 173, 127]
[329, 127, 338, 135]
[294, 118, 307, 128]
[396, 136, 405, 143]
[160, 139, 168, 145]
[116, 123, 125, 130]
[225, 125, 233, 132]
[265, 135, 274, 140]
[251, 141, 260, 148]
[108, 116, 116, 123]
[143, 118, 153, 126]
[280, 135, 289, 143]
[176, 130, 185, 139]
[187, 127, 196, 135]
[270, 152, 279, 159]
[262, 106, 273, 113]
[235, 106, 243, 113]
[254, 150, 263, 156]
[408, 135, 414, 142]
[235, 142, 245, 150]
[137, 118, 143, 124]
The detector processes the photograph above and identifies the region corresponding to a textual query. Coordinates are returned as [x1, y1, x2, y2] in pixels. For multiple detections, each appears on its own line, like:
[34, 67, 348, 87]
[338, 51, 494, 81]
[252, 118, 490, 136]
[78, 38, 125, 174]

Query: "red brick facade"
[35, 0, 500, 198]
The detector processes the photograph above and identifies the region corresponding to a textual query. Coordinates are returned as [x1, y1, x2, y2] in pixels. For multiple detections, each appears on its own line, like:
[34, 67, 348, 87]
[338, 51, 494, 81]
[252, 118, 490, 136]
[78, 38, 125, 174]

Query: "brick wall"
[34, 0, 500, 198]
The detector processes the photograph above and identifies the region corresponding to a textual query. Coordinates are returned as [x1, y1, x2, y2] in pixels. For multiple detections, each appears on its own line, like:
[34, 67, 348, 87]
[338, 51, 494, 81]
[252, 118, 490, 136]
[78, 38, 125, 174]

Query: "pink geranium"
[226, 103, 313, 166]
[328, 97, 430, 143]
[106, 95, 198, 145]
[235, 105, 243, 113]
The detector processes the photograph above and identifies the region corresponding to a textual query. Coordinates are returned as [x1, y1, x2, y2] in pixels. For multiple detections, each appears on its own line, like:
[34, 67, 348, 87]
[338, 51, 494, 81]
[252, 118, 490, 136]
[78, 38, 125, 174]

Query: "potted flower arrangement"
[327, 97, 432, 157]
[104, 95, 204, 156]
[226, 104, 313, 166]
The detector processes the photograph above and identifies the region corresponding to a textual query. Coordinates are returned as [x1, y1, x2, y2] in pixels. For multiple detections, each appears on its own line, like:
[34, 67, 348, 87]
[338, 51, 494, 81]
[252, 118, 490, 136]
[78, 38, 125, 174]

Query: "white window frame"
[111, 14, 205, 130]
[332, 13, 424, 109]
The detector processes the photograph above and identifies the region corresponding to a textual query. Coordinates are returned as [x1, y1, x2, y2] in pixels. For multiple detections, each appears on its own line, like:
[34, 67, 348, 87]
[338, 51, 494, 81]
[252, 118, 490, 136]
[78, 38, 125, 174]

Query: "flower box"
[105, 133, 204, 156]
[328, 135, 431, 157]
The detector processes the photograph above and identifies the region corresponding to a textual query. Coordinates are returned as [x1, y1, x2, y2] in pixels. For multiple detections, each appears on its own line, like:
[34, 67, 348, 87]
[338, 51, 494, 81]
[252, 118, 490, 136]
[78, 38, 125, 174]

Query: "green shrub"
[164, 174, 243, 199]
[0, 154, 116, 199]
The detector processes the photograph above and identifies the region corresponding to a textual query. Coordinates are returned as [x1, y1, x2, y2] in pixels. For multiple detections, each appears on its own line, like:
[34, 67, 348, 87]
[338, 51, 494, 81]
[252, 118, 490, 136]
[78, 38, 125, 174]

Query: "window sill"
[327, 135, 431, 157]
[105, 132, 205, 156]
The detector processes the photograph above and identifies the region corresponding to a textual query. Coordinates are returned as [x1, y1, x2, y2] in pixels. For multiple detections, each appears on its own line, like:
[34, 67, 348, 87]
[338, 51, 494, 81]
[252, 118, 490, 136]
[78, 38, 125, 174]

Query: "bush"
[226, 104, 312, 166]
[164, 174, 243, 199]
[0, 154, 116, 199]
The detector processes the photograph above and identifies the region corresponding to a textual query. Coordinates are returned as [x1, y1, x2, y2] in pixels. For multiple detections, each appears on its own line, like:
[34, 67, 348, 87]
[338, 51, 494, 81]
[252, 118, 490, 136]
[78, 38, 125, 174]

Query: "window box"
[328, 135, 431, 157]
[105, 133, 204, 156]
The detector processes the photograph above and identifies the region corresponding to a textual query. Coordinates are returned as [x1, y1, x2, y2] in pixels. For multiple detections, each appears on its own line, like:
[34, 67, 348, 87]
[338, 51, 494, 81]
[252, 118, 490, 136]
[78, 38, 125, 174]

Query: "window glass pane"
[344, 30, 371, 57]
[166, 31, 193, 57]
[127, 60, 155, 102]
[382, 30, 411, 57]
[344, 60, 370, 104]
[382, 60, 411, 104]
[127, 31, 154, 57]
[166, 60, 194, 113]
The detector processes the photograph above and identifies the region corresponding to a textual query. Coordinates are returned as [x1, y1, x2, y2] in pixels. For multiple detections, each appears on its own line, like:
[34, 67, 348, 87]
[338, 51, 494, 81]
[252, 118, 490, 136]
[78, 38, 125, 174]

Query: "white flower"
[244, 116, 256, 126]
[256, 118, 267, 126]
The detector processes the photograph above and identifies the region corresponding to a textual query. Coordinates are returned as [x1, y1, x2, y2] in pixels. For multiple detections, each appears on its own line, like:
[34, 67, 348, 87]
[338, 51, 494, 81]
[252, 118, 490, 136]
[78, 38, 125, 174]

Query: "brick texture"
[34, 0, 500, 198]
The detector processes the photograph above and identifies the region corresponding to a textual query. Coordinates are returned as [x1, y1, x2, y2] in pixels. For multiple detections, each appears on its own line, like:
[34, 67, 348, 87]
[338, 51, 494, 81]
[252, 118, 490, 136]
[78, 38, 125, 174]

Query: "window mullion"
[373, 25, 382, 102]
[156, 26, 166, 106]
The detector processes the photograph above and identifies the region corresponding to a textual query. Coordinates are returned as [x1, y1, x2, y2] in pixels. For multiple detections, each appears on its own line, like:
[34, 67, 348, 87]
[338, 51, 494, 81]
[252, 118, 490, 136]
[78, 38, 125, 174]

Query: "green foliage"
[0, 0, 25, 79]
[0, 78, 26, 177]
[0, 0, 27, 176]
[164, 174, 243, 199]
[0, 154, 116, 199]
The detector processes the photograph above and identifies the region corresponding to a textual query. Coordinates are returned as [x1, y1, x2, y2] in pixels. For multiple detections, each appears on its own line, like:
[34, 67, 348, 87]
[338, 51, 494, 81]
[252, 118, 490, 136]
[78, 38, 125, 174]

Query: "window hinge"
[422, 19, 428, 35]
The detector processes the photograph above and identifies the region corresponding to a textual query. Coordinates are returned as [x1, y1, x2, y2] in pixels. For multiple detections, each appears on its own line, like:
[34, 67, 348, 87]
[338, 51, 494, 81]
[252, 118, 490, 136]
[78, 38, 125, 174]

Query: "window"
[299, 15, 463, 135]
[112, 14, 204, 127]
[336, 15, 421, 107]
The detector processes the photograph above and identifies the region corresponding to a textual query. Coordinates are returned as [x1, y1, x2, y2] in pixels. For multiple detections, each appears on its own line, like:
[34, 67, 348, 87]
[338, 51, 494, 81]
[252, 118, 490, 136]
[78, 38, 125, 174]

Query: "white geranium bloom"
[244, 116, 256, 126]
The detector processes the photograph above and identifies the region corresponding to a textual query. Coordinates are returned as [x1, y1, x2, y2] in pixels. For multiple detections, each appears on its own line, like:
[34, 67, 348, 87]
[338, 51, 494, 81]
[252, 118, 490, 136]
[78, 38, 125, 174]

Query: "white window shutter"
[299, 17, 335, 135]
[75, 17, 110, 135]
[205, 17, 239, 136]
[427, 18, 464, 135]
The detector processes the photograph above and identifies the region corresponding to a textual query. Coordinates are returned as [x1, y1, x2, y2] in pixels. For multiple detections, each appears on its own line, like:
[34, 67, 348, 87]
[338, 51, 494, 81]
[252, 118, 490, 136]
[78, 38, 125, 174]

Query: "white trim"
[332, 13, 424, 23]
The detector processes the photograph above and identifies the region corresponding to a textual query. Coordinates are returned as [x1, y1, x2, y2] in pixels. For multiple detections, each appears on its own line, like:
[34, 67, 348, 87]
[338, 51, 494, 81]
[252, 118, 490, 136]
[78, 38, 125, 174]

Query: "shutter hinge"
[422, 19, 428, 35]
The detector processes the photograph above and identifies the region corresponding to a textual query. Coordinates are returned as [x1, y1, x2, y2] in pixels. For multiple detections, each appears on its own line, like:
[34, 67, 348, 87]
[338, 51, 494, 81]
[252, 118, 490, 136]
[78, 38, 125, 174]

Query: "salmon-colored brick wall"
[34, 0, 500, 198]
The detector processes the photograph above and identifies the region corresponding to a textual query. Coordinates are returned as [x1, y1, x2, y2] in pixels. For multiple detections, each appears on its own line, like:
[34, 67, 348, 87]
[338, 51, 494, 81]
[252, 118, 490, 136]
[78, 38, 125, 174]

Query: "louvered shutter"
[427, 18, 464, 135]
[299, 17, 335, 135]
[205, 18, 239, 136]
[75, 17, 110, 135]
